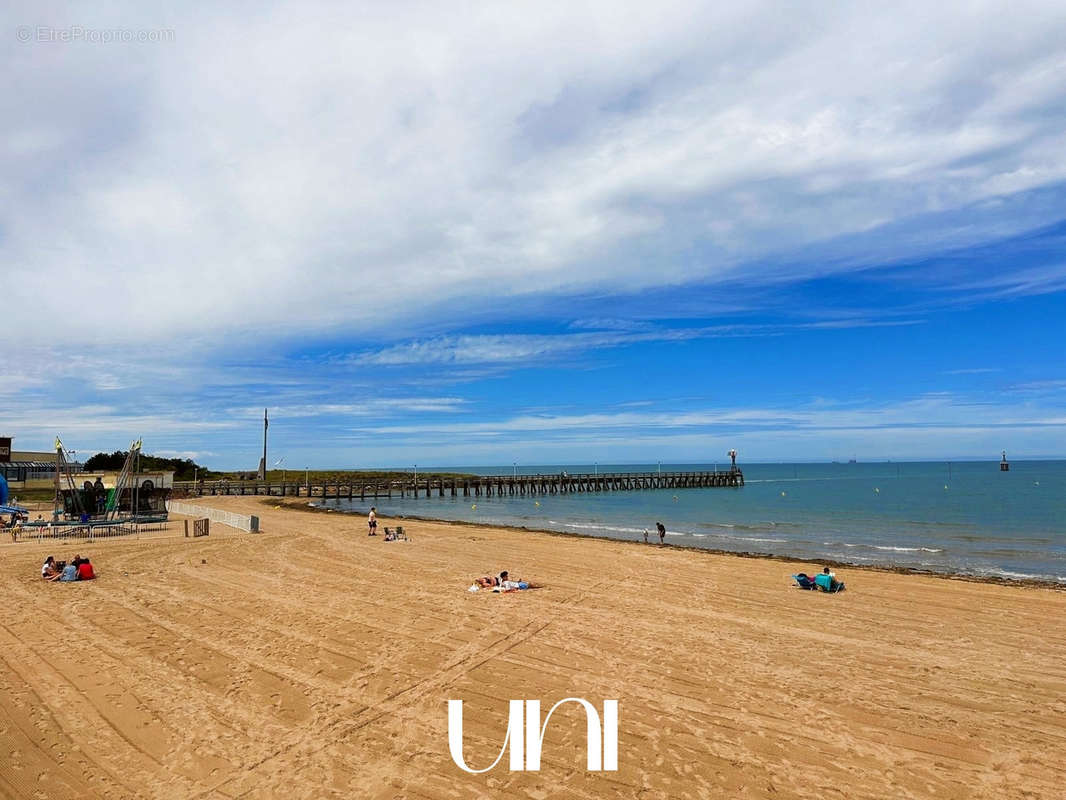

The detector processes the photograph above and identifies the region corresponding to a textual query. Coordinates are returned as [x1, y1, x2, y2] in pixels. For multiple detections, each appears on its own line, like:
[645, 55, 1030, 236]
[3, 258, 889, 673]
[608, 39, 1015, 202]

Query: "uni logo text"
[447, 697, 619, 773]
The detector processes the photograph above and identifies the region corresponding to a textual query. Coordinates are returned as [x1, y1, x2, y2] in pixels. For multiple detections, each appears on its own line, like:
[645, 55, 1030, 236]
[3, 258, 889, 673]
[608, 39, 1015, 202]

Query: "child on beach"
[367, 507, 378, 536]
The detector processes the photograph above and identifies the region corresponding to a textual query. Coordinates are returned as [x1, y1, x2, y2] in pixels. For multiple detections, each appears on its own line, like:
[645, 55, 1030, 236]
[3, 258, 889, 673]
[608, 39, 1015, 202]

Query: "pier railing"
[173, 469, 744, 501]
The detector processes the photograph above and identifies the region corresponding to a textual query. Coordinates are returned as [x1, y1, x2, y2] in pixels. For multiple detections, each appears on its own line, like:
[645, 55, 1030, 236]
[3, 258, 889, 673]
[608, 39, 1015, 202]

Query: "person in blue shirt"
[58, 562, 79, 582]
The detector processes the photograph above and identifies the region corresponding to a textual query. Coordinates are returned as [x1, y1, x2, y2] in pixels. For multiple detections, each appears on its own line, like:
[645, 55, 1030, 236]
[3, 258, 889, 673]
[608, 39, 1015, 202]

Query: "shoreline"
[283, 497, 1066, 591]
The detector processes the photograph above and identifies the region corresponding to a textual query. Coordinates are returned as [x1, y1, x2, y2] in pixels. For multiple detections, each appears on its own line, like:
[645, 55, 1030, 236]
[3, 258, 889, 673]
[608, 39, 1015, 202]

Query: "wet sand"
[1, 496, 1064, 799]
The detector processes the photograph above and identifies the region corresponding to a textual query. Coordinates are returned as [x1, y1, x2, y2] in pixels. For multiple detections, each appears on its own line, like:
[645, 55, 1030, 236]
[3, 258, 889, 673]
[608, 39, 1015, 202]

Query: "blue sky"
[3, 1, 1066, 468]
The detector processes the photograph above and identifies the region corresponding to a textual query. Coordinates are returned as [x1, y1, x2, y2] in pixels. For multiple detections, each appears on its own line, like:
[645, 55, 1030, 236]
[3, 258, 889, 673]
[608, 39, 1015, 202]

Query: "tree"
[83, 451, 216, 481]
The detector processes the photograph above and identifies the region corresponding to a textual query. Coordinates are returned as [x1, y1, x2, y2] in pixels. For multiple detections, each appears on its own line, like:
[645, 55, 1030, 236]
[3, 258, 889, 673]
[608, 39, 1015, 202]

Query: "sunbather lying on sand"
[471, 570, 542, 591]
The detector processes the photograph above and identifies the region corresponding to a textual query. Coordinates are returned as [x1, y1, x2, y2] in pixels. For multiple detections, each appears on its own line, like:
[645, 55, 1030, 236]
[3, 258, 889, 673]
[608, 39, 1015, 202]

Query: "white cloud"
[306, 393, 1066, 466]
[230, 399, 471, 417]
[350, 319, 922, 365]
[1008, 379, 1066, 393]
[2, 1, 1065, 343]
[350, 393, 1066, 438]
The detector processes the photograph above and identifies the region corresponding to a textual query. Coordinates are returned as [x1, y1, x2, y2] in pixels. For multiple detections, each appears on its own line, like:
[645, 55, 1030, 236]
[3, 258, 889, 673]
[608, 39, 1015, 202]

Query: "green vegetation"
[79, 455, 475, 485]
[84, 451, 219, 481]
[10, 487, 56, 503]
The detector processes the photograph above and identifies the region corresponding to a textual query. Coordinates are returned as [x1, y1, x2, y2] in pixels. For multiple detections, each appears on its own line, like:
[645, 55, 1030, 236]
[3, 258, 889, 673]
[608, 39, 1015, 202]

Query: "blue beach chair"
[814, 573, 845, 593]
[792, 573, 818, 590]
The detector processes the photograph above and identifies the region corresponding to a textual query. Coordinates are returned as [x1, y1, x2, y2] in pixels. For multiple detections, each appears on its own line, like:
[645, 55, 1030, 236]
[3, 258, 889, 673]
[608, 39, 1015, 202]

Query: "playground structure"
[3, 438, 173, 540]
[53, 437, 171, 523]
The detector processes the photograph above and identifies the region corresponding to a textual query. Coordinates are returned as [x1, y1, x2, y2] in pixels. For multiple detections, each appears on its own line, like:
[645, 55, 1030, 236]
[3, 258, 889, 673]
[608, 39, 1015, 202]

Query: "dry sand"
[1, 497, 1064, 799]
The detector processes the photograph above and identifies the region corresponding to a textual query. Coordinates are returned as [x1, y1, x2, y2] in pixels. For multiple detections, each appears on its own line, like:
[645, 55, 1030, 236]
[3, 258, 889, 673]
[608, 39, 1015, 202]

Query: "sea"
[322, 461, 1066, 583]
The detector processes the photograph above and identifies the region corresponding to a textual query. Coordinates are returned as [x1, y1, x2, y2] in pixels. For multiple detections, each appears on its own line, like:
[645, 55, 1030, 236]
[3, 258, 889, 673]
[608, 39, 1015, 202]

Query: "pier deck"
[175, 469, 744, 501]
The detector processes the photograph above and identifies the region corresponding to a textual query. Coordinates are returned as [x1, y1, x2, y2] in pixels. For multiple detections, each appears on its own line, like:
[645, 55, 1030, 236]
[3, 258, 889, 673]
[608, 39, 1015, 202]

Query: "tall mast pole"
[259, 408, 268, 480]
[54, 436, 61, 521]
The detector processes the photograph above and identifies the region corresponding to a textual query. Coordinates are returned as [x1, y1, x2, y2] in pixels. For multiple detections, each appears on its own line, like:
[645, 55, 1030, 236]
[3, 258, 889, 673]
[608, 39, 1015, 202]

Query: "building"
[0, 435, 83, 482]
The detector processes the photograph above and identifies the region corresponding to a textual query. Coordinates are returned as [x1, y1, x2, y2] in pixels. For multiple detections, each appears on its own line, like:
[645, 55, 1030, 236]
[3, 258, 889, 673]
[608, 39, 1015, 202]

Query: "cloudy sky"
[3, 1, 1066, 468]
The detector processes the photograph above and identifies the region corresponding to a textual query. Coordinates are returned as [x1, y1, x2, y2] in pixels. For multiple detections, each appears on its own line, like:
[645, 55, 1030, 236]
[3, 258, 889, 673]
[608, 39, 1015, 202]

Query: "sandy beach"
[1, 497, 1064, 799]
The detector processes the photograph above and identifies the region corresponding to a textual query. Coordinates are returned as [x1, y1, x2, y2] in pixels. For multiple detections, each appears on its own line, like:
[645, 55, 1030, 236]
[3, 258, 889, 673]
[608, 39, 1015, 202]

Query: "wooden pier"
[175, 469, 744, 501]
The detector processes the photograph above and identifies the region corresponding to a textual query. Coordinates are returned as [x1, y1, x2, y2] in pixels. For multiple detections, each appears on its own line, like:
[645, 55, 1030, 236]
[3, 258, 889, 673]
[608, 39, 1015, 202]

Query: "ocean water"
[325, 461, 1066, 582]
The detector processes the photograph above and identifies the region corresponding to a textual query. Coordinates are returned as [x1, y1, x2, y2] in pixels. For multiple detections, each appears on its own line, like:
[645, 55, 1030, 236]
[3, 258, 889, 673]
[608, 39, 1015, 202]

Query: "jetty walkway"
[175, 469, 744, 501]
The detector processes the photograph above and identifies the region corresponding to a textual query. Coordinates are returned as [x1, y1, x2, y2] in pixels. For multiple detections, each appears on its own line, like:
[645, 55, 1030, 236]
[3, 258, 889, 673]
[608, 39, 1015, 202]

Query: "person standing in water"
[656, 521, 666, 545]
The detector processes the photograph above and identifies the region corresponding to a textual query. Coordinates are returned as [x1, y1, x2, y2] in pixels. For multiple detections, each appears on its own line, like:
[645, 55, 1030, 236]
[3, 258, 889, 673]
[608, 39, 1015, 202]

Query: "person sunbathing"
[497, 571, 540, 590]
[792, 572, 818, 590]
[473, 571, 541, 590]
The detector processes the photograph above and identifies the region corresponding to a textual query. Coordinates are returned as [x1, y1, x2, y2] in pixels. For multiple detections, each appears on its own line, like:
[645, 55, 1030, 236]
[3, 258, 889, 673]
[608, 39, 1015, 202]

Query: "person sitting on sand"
[76, 556, 96, 581]
[814, 566, 845, 593]
[41, 556, 60, 580]
[58, 561, 79, 582]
